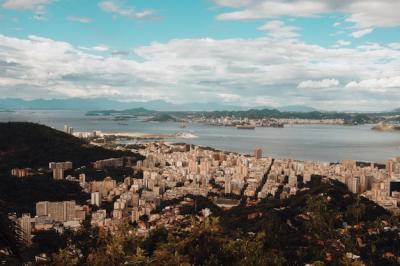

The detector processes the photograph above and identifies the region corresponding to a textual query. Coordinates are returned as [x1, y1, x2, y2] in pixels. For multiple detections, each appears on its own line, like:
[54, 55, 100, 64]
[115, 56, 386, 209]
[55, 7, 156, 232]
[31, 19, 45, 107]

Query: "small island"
[145, 113, 182, 122]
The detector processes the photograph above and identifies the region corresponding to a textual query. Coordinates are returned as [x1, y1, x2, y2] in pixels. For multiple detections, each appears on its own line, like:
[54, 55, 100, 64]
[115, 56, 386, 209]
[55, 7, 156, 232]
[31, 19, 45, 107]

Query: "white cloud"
[2, 0, 52, 20]
[2, 0, 50, 10]
[214, 0, 400, 30]
[388, 43, 400, 50]
[1, 34, 400, 111]
[345, 77, 400, 92]
[298, 79, 339, 89]
[333, 22, 341, 27]
[218, 93, 241, 102]
[98, 1, 155, 19]
[258, 20, 299, 39]
[67, 16, 92, 23]
[92, 45, 109, 52]
[351, 28, 373, 38]
[335, 40, 351, 46]
[79, 45, 109, 52]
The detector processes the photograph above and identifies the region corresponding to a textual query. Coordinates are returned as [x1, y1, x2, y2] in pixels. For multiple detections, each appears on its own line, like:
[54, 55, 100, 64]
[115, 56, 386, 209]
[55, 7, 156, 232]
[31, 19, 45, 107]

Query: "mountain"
[0, 122, 142, 171]
[277, 105, 318, 113]
[0, 98, 247, 112]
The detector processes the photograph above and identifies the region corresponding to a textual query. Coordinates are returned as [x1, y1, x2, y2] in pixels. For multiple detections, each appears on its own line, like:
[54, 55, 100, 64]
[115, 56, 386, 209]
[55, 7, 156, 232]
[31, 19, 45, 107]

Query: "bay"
[1, 109, 399, 163]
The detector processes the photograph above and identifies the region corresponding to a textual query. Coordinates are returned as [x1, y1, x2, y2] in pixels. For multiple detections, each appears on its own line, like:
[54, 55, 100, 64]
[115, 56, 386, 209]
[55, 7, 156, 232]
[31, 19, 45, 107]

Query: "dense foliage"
[0, 174, 89, 215]
[0, 122, 138, 170]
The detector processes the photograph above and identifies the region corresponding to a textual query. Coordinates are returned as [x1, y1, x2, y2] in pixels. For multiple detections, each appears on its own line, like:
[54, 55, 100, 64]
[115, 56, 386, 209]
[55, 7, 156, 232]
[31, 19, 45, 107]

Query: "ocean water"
[1, 109, 399, 163]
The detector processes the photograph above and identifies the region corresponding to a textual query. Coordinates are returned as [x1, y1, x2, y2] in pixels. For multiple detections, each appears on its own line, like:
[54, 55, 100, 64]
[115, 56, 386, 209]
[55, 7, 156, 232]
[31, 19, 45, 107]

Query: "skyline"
[0, 0, 400, 111]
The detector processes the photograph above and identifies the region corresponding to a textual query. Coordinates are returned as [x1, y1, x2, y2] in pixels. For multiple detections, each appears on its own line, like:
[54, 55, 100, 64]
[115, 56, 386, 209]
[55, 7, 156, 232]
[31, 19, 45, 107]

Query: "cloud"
[92, 45, 109, 52]
[298, 79, 339, 89]
[67, 16, 92, 23]
[1, 34, 400, 111]
[351, 28, 373, 38]
[388, 43, 400, 50]
[111, 50, 130, 56]
[79, 45, 109, 52]
[345, 77, 400, 92]
[98, 1, 155, 20]
[2, 0, 52, 20]
[1, 0, 50, 10]
[257, 20, 299, 39]
[218, 93, 241, 102]
[335, 40, 351, 47]
[213, 0, 400, 29]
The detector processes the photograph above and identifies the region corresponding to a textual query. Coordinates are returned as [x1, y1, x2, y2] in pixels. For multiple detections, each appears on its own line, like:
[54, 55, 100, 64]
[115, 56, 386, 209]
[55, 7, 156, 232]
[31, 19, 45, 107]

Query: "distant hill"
[86, 107, 154, 116]
[145, 113, 181, 122]
[0, 98, 248, 112]
[277, 105, 318, 113]
[0, 122, 142, 171]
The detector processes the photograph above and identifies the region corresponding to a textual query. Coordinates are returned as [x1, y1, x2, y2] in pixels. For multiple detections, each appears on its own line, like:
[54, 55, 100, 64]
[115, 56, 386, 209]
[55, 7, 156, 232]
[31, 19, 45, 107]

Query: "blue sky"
[0, 0, 400, 110]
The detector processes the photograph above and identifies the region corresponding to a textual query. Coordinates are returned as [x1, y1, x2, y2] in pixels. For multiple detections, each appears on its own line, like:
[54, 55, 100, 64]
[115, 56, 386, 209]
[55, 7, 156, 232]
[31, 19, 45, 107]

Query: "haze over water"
[1, 110, 399, 163]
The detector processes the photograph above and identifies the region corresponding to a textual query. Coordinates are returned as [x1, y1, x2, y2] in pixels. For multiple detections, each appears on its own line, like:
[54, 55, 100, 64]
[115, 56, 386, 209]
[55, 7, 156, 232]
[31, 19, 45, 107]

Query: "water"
[1, 109, 400, 163]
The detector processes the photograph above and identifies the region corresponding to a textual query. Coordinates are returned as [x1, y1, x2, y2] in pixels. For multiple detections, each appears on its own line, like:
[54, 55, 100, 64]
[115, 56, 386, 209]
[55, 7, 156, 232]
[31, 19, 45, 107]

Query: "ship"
[236, 124, 256, 130]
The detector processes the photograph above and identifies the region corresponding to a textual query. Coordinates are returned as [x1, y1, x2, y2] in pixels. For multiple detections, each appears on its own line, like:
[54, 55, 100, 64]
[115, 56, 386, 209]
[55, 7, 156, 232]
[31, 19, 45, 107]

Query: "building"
[350, 177, 360, 194]
[91, 192, 101, 207]
[11, 168, 32, 178]
[254, 147, 262, 160]
[49, 161, 73, 180]
[18, 213, 32, 245]
[225, 175, 232, 194]
[64, 125, 74, 135]
[36, 201, 77, 222]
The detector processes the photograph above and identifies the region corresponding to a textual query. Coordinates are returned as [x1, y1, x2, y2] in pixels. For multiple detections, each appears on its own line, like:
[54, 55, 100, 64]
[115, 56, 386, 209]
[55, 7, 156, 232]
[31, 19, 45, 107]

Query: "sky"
[0, 0, 400, 111]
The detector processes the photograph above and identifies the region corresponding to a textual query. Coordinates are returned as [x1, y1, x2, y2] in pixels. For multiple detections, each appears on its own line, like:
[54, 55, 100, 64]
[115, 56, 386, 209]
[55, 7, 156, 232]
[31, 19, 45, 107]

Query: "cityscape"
[1, 0, 400, 265]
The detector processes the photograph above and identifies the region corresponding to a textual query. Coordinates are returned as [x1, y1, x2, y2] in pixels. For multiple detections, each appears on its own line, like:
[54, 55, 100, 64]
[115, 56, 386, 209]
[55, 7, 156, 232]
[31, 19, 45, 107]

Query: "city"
[1, 0, 400, 265]
[3, 123, 399, 264]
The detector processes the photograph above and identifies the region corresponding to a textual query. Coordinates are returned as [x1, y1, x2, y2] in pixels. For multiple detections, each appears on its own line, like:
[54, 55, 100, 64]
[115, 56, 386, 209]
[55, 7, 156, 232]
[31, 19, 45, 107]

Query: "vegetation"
[145, 113, 180, 122]
[0, 173, 89, 215]
[0, 122, 138, 170]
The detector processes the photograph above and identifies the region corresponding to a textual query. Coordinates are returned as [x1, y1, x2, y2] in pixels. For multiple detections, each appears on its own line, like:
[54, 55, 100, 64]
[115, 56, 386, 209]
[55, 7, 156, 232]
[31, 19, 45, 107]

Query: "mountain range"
[0, 98, 318, 112]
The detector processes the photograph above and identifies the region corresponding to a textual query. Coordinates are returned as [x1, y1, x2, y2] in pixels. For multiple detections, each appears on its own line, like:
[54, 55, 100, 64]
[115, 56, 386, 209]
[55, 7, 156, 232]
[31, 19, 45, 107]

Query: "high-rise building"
[18, 213, 32, 245]
[91, 192, 101, 207]
[36, 201, 48, 217]
[254, 147, 262, 159]
[64, 125, 74, 135]
[342, 160, 357, 170]
[131, 193, 140, 207]
[53, 168, 64, 180]
[386, 157, 400, 177]
[36, 201, 76, 222]
[349, 177, 360, 194]
[11, 168, 32, 178]
[288, 175, 297, 187]
[49, 161, 73, 180]
[225, 175, 232, 194]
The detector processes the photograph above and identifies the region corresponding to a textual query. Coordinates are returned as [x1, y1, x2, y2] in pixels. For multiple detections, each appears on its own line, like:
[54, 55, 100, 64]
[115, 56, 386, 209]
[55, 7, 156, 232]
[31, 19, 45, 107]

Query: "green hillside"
[0, 122, 141, 170]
